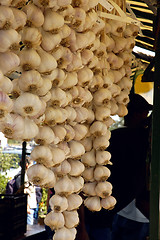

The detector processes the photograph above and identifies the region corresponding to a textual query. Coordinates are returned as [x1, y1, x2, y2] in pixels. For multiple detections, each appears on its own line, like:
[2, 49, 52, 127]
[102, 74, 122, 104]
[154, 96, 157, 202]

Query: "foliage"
[0, 174, 9, 194]
[39, 188, 48, 216]
[0, 151, 20, 172]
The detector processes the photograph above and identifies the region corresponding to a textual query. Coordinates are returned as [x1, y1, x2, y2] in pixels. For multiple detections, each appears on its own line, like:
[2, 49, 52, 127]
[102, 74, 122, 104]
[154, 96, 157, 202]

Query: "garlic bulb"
[27, 163, 56, 187]
[88, 75, 103, 93]
[53, 227, 75, 240]
[81, 49, 94, 65]
[68, 159, 85, 177]
[11, 7, 27, 31]
[116, 103, 128, 117]
[73, 123, 89, 141]
[54, 175, 74, 196]
[50, 68, 66, 88]
[80, 136, 93, 152]
[60, 72, 78, 90]
[49, 194, 68, 212]
[45, 107, 67, 126]
[53, 159, 71, 177]
[68, 140, 85, 159]
[44, 211, 65, 230]
[11, 78, 21, 98]
[0, 91, 13, 119]
[64, 124, 75, 142]
[18, 70, 43, 92]
[0, 51, 20, 74]
[0, 113, 24, 139]
[82, 167, 94, 182]
[21, 117, 39, 141]
[37, 47, 57, 74]
[43, 9, 64, 33]
[48, 88, 66, 107]
[52, 124, 67, 142]
[0, 29, 21, 52]
[95, 106, 111, 121]
[84, 196, 101, 212]
[49, 145, 66, 166]
[58, 142, 70, 158]
[67, 194, 83, 211]
[30, 145, 53, 167]
[81, 149, 96, 167]
[41, 30, 62, 52]
[74, 107, 88, 123]
[63, 210, 79, 229]
[101, 196, 117, 210]
[0, 0, 12, 6]
[0, 74, 13, 94]
[77, 67, 93, 87]
[70, 176, 84, 193]
[94, 166, 111, 181]
[21, 27, 42, 49]
[83, 181, 97, 196]
[93, 135, 110, 151]
[90, 121, 108, 137]
[36, 77, 52, 96]
[65, 106, 77, 123]
[18, 48, 41, 71]
[0, 6, 14, 30]
[14, 92, 42, 117]
[34, 125, 56, 145]
[93, 88, 112, 106]
[22, 3, 44, 28]
[95, 181, 112, 198]
[96, 150, 112, 165]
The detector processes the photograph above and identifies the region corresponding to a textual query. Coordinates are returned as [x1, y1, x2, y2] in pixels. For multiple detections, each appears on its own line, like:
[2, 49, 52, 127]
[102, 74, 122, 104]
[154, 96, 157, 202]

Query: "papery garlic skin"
[0, 51, 20, 74]
[94, 165, 111, 181]
[95, 181, 113, 198]
[67, 194, 83, 211]
[53, 227, 74, 240]
[63, 210, 79, 229]
[44, 211, 65, 230]
[83, 182, 97, 197]
[84, 196, 102, 212]
[0, 113, 24, 139]
[101, 196, 117, 210]
[27, 163, 56, 187]
[34, 125, 56, 145]
[30, 145, 53, 168]
[54, 175, 74, 196]
[49, 194, 68, 212]
[0, 91, 13, 119]
[14, 92, 43, 117]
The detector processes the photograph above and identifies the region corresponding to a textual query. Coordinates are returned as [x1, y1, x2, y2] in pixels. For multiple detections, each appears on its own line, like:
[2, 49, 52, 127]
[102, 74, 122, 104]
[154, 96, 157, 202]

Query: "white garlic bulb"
[96, 150, 112, 165]
[30, 145, 53, 168]
[67, 194, 83, 211]
[49, 194, 68, 212]
[70, 176, 84, 193]
[95, 181, 112, 198]
[68, 159, 85, 177]
[101, 195, 117, 210]
[94, 165, 111, 181]
[81, 149, 96, 167]
[84, 196, 101, 212]
[49, 145, 66, 166]
[68, 140, 85, 159]
[83, 182, 97, 196]
[54, 175, 74, 196]
[63, 210, 79, 229]
[34, 125, 56, 145]
[44, 211, 65, 230]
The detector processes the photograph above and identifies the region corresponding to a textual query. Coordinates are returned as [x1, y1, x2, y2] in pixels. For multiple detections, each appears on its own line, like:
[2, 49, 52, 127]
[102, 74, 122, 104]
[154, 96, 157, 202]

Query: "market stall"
[0, 0, 159, 240]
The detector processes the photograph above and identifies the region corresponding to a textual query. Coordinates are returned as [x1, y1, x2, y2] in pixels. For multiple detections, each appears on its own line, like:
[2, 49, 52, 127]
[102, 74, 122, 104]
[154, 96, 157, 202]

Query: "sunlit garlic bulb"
[68, 140, 85, 159]
[18, 48, 41, 71]
[82, 167, 94, 182]
[49, 194, 68, 212]
[43, 9, 64, 33]
[18, 70, 43, 92]
[31, 145, 53, 168]
[22, 3, 44, 28]
[81, 149, 96, 167]
[0, 51, 20, 75]
[21, 27, 42, 49]
[70, 176, 84, 193]
[14, 92, 42, 118]
[90, 121, 108, 137]
[63, 210, 79, 229]
[54, 175, 74, 196]
[67, 194, 83, 211]
[0, 113, 24, 139]
[0, 91, 13, 119]
[44, 211, 65, 231]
